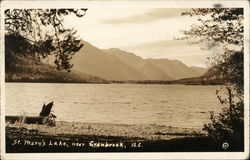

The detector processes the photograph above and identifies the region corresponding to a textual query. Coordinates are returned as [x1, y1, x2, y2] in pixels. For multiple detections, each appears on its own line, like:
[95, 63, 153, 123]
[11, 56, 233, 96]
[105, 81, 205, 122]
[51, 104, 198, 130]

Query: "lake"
[5, 83, 222, 128]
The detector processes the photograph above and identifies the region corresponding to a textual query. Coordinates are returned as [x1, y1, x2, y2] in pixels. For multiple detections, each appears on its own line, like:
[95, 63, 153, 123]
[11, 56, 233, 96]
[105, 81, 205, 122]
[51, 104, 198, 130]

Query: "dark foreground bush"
[203, 86, 244, 151]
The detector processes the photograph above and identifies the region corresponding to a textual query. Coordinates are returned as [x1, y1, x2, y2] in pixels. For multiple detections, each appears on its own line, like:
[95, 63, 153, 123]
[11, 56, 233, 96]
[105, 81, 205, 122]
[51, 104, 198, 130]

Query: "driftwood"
[6, 102, 56, 126]
[39, 102, 54, 117]
[5, 116, 44, 124]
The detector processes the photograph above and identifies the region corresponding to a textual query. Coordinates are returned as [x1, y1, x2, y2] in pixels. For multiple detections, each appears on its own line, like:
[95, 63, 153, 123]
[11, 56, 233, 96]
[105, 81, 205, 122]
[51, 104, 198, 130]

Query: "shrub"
[203, 85, 244, 150]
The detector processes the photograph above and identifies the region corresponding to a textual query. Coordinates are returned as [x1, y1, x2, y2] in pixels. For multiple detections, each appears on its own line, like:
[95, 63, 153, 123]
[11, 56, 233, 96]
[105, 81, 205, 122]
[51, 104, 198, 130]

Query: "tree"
[179, 8, 244, 150]
[5, 9, 87, 72]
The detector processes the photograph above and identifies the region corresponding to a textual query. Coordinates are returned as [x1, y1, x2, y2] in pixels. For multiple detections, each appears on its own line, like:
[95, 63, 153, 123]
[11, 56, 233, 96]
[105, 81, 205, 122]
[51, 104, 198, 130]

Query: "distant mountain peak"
[71, 41, 208, 81]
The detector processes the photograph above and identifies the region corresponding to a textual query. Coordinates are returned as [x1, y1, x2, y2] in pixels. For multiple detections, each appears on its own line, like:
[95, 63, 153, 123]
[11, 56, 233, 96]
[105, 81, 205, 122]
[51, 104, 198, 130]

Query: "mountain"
[190, 66, 208, 75]
[102, 48, 207, 80]
[6, 40, 208, 83]
[71, 42, 147, 81]
[71, 43, 207, 81]
[5, 56, 109, 83]
[202, 68, 219, 77]
[172, 68, 224, 85]
[103, 48, 173, 80]
[145, 58, 204, 80]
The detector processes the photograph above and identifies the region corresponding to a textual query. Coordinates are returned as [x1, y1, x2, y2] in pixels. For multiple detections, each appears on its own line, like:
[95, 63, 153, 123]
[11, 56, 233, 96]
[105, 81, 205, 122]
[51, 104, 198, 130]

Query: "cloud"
[101, 8, 191, 24]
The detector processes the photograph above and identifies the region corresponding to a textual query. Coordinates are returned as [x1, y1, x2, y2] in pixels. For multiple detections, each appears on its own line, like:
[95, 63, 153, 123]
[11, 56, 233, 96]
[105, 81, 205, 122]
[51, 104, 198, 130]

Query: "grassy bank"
[5, 121, 239, 152]
[6, 56, 109, 83]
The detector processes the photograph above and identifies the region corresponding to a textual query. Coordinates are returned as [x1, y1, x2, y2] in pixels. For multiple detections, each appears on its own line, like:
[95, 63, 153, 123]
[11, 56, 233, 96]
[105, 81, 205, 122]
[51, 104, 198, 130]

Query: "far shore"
[5, 79, 223, 85]
[5, 120, 239, 152]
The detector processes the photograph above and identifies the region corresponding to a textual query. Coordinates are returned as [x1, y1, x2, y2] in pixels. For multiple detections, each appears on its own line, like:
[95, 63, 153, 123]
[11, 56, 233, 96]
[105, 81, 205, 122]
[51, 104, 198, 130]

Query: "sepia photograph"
[1, 0, 249, 159]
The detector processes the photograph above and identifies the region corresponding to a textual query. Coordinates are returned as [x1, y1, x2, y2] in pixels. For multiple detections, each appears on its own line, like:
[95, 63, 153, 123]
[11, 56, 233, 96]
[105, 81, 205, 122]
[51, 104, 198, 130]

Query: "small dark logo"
[222, 142, 229, 149]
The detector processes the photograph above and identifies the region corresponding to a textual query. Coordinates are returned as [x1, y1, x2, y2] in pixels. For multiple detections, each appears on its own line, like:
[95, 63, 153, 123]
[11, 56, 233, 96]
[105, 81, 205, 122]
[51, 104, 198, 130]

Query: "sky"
[64, 8, 212, 67]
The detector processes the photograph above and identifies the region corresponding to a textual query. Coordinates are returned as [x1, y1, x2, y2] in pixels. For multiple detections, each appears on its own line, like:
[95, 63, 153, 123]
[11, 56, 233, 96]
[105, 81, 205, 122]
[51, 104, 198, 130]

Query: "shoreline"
[5, 81, 223, 86]
[5, 77, 224, 85]
[5, 120, 235, 152]
[6, 121, 205, 140]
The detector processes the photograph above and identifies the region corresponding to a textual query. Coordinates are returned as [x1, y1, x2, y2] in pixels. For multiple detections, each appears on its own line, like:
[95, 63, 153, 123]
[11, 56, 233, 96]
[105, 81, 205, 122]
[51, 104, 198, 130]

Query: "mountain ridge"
[101, 47, 207, 80]
[6, 40, 209, 83]
[71, 41, 147, 81]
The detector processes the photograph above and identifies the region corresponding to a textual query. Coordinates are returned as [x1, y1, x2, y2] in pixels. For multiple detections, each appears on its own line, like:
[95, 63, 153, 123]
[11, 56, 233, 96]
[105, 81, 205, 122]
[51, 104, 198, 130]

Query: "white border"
[0, 1, 6, 160]
[1, 0, 250, 9]
[1, 1, 249, 160]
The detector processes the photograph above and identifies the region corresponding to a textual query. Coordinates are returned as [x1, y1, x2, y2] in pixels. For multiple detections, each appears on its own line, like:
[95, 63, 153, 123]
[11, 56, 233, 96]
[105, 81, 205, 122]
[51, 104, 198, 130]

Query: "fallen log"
[6, 102, 56, 126]
[5, 116, 44, 124]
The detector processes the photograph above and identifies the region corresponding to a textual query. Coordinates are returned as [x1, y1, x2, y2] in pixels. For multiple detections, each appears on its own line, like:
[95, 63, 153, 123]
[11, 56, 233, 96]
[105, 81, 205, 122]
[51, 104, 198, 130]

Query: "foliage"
[181, 8, 243, 47]
[203, 85, 244, 149]
[180, 8, 244, 149]
[180, 8, 244, 90]
[5, 9, 87, 71]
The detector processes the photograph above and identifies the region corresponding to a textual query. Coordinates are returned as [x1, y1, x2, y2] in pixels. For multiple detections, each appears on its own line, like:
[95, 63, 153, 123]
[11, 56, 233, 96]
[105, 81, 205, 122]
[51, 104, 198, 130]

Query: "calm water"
[6, 83, 222, 128]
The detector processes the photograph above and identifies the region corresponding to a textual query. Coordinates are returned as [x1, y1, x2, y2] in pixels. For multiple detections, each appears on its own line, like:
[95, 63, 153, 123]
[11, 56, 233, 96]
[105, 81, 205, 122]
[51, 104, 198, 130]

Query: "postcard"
[1, 0, 249, 159]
